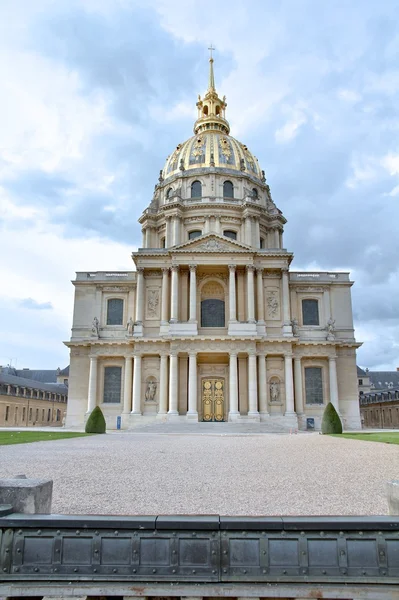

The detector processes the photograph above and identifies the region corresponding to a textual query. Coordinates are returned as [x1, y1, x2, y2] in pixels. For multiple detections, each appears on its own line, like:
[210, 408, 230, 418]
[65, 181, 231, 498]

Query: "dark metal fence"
[1, 513, 399, 586]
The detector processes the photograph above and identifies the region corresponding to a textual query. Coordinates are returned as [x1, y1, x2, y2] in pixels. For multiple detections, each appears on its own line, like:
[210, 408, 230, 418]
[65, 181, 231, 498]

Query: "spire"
[208, 44, 215, 91]
[194, 47, 230, 135]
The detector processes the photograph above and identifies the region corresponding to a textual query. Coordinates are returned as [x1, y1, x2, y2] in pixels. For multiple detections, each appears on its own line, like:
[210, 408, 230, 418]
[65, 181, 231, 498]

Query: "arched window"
[223, 230, 237, 240]
[103, 366, 122, 404]
[305, 367, 323, 404]
[252, 188, 258, 199]
[191, 180, 202, 198]
[223, 180, 234, 198]
[203, 106, 208, 116]
[216, 106, 220, 116]
[200, 281, 225, 327]
[160, 237, 166, 248]
[107, 298, 124, 325]
[166, 187, 173, 200]
[260, 237, 265, 248]
[189, 230, 202, 240]
[302, 299, 319, 326]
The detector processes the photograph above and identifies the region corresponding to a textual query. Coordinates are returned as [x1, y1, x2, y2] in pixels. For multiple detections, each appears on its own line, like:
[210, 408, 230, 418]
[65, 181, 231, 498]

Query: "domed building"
[65, 56, 361, 431]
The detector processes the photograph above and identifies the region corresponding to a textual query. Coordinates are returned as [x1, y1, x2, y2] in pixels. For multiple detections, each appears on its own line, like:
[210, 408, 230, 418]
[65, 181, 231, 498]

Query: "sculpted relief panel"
[145, 287, 160, 320]
[265, 287, 281, 320]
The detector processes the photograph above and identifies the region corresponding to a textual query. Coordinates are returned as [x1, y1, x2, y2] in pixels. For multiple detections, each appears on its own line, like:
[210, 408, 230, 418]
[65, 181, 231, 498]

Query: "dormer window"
[223, 230, 237, 240]
[191, 180, 202, 198]
[166, 187, 173, 200]
[189, 230, 202, 240]
[223, 180, 234, 198]
[252, 188, 258, 199]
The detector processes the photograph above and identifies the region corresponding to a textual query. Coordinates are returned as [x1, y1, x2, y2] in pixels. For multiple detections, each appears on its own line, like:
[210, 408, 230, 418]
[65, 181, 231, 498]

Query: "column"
[282, 268, 292, 335]
[258, 353, 269, 414]
[329, 356, 340, 413]
[229, 353, 239, 416]
[173, 216, 180, 246]
[245, 216, 252, 245]
[256, 268, 265, 323]
[246, 265, 256, 323]
[131, 354, 142, 414]
[294, 357, 304, 414]
[158, 354, 168, 414]
[228, 265, 237, 322]
[145, 227, 151, 248]
[204, 216, 210, 233]
[255, 218, 261, 248]
[189, 265, 197, 322]
[141, 228, 146, 247]
[123, 356, 133, 414]
[135, 268, 144, 323]
[161, 268, 169, 324]
[284, 353, 295, 415]
[168, 351, 178, 415]
[215, 215, 221, 234]
[170, 265, 179, 323]
[165, 217, 171, 247]
[187, 352, 198, 415]
[87, 356, 98, 413]
[274, 228, 280, 248]
[248, 352, 259, 415]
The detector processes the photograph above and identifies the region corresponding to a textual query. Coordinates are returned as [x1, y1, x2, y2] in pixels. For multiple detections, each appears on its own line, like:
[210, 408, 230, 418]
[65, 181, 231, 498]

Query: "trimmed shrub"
[85, 406, 106, 434]
[321, 402, 343, 434]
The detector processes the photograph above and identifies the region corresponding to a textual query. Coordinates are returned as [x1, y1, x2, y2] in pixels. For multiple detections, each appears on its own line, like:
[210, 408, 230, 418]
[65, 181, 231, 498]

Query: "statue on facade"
[326, 317, 336, 340]
[291, 318, 299, 336]
[145, 381, 157, 402]
[91, 317, 99, 337]
[270, 381, 280, 402]
[126, 317, 134, 336]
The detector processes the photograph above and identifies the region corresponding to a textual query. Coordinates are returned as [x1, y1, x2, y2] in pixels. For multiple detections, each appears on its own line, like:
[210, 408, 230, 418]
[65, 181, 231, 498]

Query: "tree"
[321, 402, 343, 434]
[85, 406, 106, 434]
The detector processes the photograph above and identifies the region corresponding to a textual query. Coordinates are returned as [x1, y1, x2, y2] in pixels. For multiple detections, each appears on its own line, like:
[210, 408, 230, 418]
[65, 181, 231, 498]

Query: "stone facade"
[65, 56, 361, 431]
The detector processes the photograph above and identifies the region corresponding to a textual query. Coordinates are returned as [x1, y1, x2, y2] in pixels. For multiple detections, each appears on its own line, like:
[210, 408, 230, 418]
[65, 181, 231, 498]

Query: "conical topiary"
[321, 401, 343, 434]
[85, 406, 106, 434]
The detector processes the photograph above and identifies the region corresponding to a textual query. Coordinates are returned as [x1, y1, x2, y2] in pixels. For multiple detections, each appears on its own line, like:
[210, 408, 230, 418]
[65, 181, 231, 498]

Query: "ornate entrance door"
[202, 379, 224, 422]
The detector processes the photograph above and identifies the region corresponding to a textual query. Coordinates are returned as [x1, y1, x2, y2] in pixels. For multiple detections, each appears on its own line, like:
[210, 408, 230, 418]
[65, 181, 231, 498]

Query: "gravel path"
[1, 430, 398, 515]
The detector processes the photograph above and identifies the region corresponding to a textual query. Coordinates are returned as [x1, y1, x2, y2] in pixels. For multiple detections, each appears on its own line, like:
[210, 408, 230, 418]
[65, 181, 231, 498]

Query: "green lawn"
[331, 432, 399, 444]
[0, 431, 91, 446]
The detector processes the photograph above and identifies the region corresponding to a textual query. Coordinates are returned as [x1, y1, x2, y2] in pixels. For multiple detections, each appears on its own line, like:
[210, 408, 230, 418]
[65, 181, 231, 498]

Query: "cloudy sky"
[0, 0, 398, 371]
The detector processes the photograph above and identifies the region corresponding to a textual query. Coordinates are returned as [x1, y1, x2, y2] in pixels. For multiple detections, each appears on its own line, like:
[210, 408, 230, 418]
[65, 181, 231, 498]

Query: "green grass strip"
[330, 432, 399, 444]
[0, 431, 91, 446]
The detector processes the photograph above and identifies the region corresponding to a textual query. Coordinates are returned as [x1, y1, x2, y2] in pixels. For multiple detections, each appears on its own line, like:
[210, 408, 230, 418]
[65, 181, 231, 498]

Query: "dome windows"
[191, 180, 202, 198]
[252, 188, 258, 199]
[166, 187, 173, 200]
[223, 230, 237, 240]
[223, 180, 234, 198]
[189, 230, 202, 240]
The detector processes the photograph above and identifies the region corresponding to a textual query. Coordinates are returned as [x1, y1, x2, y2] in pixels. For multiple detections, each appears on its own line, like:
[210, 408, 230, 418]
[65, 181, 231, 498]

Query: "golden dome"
[162, 132, 263, 181]
[162, 51, 264, 184]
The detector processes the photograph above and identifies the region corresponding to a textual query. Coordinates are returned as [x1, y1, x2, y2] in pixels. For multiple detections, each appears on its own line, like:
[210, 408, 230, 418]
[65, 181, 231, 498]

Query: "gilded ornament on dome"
[218, 135, 234, 165]
[189, 136, 206, 165]
[167, 143, 182, 173]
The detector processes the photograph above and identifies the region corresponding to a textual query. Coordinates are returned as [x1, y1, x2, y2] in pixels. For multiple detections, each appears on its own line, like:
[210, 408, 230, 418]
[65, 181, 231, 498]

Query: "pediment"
[172, 233, 254, 253]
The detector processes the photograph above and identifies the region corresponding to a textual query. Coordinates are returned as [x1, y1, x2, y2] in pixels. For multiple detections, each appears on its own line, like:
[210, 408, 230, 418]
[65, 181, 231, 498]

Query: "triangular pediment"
[172, 233, 254, 253]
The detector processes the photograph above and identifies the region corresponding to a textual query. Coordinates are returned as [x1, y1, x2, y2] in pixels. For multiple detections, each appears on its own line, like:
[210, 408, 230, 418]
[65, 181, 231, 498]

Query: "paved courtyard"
[1, 423, 398, 515]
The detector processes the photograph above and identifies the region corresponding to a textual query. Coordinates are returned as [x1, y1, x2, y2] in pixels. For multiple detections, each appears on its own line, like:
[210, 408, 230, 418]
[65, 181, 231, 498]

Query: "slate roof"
[357, 366, 367, 377]
[0, 372, 68, 394]
[368, 371, 399, 391]
[14, 369, 59, 383]
[58, 366, 69, 376]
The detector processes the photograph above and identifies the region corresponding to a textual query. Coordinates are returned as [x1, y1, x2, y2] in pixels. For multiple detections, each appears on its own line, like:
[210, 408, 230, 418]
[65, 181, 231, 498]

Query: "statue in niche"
[91, 317, 99, 337]
[291, 318, 299, 336]
[270, 380, 280, 403]
[145, 381, 157, 402]
[326, 317, 336, 340]
[126, 317, 134, 336]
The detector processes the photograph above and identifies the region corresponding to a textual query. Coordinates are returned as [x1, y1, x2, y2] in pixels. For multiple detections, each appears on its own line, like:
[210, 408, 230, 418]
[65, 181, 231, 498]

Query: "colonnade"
[141, 215, 283, 250]
[134, 265, 291, 330]
[86, 353, 341, 418]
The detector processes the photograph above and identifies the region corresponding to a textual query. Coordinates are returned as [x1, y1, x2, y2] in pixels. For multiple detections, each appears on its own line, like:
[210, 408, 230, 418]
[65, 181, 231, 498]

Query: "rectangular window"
[305, 367, 324, 404]
[35, 408, 39, 421]
[22, 407, 26, 421]
[42, 409, 45, 421]
[103, 366, 122, 403]
[359, 379, 363, 386]
[302, 299, 319, 326]
[5, 406, 9, 421]
[47, 409, 51, 422]
[107, 298, 124, 325]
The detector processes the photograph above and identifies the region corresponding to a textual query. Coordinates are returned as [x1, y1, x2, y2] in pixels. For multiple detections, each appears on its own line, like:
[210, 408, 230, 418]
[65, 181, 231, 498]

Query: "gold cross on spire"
[208, 44, 215, 59]
[208, 45, 215, 90]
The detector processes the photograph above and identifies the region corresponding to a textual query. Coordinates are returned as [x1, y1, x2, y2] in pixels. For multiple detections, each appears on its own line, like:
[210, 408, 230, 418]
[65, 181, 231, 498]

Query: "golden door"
[202, 379, 224, 422]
